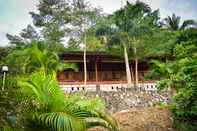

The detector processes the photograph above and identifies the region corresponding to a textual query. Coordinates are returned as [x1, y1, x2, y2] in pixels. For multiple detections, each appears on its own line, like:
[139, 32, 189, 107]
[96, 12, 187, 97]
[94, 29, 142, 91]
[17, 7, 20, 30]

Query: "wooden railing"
[58, 71, 150, 83]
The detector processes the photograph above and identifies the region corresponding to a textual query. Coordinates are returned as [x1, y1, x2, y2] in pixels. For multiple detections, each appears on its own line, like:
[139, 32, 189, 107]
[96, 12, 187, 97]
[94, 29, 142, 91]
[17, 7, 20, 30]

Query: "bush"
[150, 29, 197, 130]
[0, 89, 22, 128]
[173, 119, 197, 131]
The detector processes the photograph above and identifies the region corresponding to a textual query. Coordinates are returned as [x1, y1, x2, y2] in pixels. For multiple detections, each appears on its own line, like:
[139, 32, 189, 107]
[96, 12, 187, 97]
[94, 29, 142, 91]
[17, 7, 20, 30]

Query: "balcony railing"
[59, 81, 157, 92]
[58, 71, 149, 83]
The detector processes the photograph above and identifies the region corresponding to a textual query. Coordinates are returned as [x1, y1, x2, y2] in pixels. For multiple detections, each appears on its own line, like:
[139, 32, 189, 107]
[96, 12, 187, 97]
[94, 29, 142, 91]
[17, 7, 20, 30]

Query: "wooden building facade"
[58, 52, 155, 92]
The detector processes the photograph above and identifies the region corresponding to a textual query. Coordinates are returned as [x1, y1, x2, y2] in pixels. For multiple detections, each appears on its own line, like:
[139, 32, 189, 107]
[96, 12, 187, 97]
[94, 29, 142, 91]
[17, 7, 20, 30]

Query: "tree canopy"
[1, 0, 197, 130]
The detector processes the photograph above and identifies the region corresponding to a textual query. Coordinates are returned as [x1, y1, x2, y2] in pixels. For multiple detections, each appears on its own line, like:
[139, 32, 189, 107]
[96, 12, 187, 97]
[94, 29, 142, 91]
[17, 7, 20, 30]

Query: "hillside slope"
[89, 107, 174, 131]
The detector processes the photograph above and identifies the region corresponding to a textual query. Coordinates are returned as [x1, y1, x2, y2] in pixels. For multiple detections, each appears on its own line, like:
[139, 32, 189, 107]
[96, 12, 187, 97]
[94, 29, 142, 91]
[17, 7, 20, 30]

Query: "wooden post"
[95, 62, 98, 82]
[83, 47, 87, 86]
[131, 64, 134, 82]
[135, 57, 138, 88]
[2, 72, 6, 91]
[95, 62, 100, 91]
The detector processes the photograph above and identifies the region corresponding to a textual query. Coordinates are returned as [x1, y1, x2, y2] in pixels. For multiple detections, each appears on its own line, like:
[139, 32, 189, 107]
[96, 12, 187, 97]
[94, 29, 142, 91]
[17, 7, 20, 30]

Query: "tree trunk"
[130, 64, 134, 82]
[2, 72, 6, 91]
[84, 34, 87, 87]
[124, 45, 132, 88]
[135, 57, 139, 88]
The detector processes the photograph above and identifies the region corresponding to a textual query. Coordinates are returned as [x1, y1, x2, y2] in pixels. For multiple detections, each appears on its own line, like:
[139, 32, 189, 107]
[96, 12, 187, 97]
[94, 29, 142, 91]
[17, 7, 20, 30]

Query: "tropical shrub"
[170, 30, 197, 120]
[0, 89, 23, 129]
[1, 40, 118, 130]
[5, 41, 77, 76]
[18, 72, 119, 131]
[0, 73, 23, 129]
[149, 29, 197, 130]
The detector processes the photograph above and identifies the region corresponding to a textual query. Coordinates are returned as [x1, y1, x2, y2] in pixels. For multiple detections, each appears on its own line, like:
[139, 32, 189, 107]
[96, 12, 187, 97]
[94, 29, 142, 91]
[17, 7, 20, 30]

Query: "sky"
[0, 0, 197, 47]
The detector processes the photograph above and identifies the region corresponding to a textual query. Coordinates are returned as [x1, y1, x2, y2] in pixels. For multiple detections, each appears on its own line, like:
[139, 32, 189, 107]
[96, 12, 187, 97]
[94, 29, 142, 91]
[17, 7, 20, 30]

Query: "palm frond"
[180, 20, 196, 30]
[35, 112, 86, 131]
[19, 72, 119, 131]
[151, 60, 171, 76]
[85, 119, 111, 130]
[164, 13, 180, 30]
[97, 111, 119, 131]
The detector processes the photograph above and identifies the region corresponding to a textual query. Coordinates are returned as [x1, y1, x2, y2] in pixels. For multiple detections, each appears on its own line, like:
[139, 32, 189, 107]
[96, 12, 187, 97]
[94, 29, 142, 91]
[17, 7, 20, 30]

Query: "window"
[88, 72, 95, 81]
[102, 72, 109, 80]
[112, 71, 121, 79]
[64, 72, 69, 79]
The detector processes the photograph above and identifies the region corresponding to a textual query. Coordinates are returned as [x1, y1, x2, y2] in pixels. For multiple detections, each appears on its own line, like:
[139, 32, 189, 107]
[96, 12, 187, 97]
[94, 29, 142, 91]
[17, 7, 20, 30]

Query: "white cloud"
[88, 0, 122, 14]
[20, 0, 39, 8]
[0, 26, 8, 35]
[135, 0, 196, 21]
[0, 0, 39, 46]
[140, 0, 164, 9]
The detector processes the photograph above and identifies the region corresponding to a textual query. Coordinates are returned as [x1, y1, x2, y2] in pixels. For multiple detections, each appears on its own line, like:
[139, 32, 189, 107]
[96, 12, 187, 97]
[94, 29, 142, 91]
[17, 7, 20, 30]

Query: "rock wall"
[80, 89, 171, 112]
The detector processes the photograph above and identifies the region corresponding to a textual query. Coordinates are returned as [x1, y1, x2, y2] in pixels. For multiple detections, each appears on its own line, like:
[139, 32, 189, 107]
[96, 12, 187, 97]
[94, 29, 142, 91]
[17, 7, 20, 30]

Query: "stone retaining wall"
[79, 90, 171, 112]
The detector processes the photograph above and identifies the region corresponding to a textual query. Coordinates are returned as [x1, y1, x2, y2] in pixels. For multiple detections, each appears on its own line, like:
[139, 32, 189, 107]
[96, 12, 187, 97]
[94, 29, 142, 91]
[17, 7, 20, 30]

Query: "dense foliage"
[150, 29, 197, 130]
[18, 72, 118, 131]
[0, 42, 118, 130]
[0, 0, 197, 130]
[171, 29, 197, 120]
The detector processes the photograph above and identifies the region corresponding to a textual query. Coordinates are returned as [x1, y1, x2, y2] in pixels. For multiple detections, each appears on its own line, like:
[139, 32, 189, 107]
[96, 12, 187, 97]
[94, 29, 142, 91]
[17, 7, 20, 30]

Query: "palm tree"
[83, 20, 87, 87]
[94, 1, 156, 88]
[73, 0, 89, 87]
[117, 0, 154, 88]
[6, 41, 77, 77]
[117, 0, 134, 88]
[96, 25, 134, 88]
[18, 72, 119, 131]
[120, 32, 133, 87]
[164, 13, 196, 31]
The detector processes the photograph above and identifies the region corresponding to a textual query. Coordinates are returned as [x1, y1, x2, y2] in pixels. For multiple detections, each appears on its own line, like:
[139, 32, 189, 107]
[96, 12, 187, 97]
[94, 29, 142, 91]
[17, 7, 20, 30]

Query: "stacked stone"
[81, 90, 171, 112]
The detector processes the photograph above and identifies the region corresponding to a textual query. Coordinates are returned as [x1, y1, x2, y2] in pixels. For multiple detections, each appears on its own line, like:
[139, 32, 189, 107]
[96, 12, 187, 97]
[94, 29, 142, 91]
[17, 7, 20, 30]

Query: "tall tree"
[111, 0, 137, 87]
[30, 0, 103, 86]
[6, 24, 39, 48]
[66, 38, 80, 51]
[94, 3, 135, 87]
[121, 32, 133, 87]
[29, 0, 71, 52]
[70, 0, 103, 86]
[163, 13, 197, 31]
[106, 0, 159, 87]
[126, 4, 160, 87]
[74, 0, 88, 86]
[121, 1, 152, 87]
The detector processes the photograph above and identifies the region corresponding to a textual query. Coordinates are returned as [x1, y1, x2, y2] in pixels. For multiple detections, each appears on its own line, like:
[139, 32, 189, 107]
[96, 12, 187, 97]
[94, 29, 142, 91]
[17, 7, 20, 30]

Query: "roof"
[59, 51, 173, 63]
[60, 51, 124, 63]
[61, 51, 120, 56]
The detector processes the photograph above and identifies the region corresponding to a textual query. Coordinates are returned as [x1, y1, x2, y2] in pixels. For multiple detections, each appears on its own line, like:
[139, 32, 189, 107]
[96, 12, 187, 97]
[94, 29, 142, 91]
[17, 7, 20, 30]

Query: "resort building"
[58, 51, 156, 92]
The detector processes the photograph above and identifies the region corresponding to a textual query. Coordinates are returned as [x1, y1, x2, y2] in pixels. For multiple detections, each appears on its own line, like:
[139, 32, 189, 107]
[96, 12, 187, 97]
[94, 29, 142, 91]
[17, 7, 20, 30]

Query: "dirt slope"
[89, 107, 174, 131]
